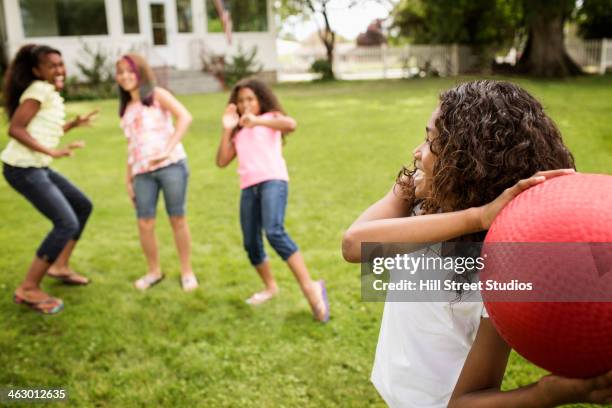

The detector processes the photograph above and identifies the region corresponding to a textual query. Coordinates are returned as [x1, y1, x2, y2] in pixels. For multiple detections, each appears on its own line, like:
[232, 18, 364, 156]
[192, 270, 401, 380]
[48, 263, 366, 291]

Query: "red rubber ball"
[483, 173, 612, 378]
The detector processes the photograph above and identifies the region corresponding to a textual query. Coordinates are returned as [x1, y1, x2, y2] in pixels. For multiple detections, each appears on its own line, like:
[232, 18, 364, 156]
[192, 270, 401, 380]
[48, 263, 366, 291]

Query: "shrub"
[64, 42, 116, 101]
[201, 43, 262, 89]
[310, 59, 334, 81]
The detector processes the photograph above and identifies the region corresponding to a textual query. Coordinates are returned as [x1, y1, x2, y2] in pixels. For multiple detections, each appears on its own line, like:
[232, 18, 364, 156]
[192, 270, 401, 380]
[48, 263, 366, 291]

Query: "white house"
[0, 0, 279, 92]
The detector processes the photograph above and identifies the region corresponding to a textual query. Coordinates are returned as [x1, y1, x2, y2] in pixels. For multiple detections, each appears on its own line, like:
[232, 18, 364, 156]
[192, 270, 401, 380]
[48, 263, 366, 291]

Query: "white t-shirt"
[371, 244, 487, 408]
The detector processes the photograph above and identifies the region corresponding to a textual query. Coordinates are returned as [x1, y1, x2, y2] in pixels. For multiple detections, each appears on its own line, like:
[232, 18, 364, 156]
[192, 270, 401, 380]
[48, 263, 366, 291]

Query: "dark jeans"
[3, 163, 93, 263]
[240, 180, 298, 266]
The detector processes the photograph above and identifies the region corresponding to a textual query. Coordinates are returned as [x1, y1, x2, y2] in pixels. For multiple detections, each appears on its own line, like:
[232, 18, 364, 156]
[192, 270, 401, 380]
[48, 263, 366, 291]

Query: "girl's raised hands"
[477, 168, 576, 230]
[238, 108, 257, 128]
[64, 109, 99, 133]
[72, 109, 99, 128]
[222, 104, 239, 130]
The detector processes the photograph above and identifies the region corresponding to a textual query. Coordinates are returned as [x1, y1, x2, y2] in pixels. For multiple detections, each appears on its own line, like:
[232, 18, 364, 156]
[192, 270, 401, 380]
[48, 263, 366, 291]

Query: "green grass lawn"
[1, 76, 611, 407]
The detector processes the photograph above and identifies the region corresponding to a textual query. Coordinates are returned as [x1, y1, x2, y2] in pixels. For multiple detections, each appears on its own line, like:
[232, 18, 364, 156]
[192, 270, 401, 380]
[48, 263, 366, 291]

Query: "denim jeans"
[3, 163, 93, 263]
[240, 180, 298, 266]
[133, 159, 189, 219]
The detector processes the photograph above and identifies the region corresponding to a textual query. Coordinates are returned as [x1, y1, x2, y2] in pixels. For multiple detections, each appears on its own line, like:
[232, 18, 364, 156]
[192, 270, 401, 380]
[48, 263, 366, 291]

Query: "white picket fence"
[279, 44, 469, 81]
[279, 38, 612, 81]
[566, 38, 612, 74]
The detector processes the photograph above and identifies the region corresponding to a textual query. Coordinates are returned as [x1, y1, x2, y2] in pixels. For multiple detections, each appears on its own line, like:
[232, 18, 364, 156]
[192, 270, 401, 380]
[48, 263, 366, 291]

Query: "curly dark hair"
[397, 80, 575, 223]
[3, 44, 61, 118]
[227, 78, 286, 137]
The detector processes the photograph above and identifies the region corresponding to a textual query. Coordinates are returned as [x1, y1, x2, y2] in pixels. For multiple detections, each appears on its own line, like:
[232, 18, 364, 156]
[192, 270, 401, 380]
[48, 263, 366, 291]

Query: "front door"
[147, 1, 174, 66]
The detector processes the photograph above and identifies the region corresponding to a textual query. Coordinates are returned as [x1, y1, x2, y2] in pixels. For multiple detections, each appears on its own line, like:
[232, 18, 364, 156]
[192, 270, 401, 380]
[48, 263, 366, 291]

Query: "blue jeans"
[240, 180, 298, 266]
[3, 163, 93, 263]
[133, 160, 189, 219]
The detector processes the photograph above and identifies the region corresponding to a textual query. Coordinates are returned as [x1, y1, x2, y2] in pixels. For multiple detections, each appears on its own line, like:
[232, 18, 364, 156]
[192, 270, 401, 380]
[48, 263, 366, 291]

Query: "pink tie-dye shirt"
[121, 100, 187, 176]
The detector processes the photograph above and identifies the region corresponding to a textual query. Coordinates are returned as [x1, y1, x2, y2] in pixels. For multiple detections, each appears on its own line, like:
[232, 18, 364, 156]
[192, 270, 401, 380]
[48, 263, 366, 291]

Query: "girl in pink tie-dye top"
[121, 97, 186, 176]
[116, 54, 198, 292]
[215, 78, 329, 323]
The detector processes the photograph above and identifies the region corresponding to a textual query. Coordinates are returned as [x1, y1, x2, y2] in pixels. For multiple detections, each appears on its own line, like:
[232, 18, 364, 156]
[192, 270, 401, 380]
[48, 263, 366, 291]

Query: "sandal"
[180, 274, 199, 292]
[313, 280, 330, 323]
[13, 293, 63, 315]
[246, 289, 278, 306]
[47, 269, 90, 285]
[134, 274, 165, 291]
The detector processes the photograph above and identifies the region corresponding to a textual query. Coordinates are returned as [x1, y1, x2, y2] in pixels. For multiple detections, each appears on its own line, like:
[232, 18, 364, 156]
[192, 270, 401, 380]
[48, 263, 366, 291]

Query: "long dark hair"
[227, 78, 286, 137]
[3, 44, 61, 118]
[117, 53, 156, 117]
[397, 80, 575, 219]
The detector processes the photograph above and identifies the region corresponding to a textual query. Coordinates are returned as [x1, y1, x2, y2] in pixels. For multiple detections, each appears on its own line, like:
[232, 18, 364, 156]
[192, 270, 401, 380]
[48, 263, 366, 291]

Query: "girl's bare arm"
[155, 87, 193, 153]
[342, 169, 575, 263]
[216, 128, 236, 167]
[9, 99, 72, 158]
[449, 319, 612, 407]
[239, 112, 297, 134]
[216, 104, 238, 167]
[342, 183, 481, 263]
[256, 113, 296, 134]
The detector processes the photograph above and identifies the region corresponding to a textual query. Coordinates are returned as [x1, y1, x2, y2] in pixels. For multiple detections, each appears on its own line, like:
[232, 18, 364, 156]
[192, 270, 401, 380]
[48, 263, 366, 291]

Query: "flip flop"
[246, 290, 278, 306]
[134, 274, 165, 291]
[13, 293, 63, 315]
[315, 280, 330, 323]
[47, 270, 90, 285]
[180, 275, 199, 292]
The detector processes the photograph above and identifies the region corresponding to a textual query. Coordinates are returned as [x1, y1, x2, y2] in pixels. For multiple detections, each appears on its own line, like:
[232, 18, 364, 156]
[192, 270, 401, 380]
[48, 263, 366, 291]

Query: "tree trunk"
[319, 5, 335, 79]
[324, 36, 334, 77]
[516, 10, 582, 77]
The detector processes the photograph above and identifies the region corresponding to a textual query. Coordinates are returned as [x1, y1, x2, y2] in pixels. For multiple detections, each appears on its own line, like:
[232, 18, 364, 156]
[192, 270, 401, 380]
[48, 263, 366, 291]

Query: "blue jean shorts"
[133, 159, 189, 219]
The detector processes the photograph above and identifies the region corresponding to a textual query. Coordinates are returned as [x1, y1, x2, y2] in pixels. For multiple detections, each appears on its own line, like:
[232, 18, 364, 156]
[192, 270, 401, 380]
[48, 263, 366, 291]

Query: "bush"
[63, 77, 116, 101]
[201, 43, 262, 89]
[64, 42, 116, 101]
[310, 58, 334, 81]
[222, 44, 262, 87]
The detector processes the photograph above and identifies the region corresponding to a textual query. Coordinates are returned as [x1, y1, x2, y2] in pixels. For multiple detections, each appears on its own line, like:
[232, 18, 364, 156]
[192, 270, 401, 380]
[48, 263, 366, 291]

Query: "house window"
[206, 0, 268, 33]
[122, 0, 140, 34]
[19, 0, 108, 37]
[150, 4, 166, 45]
[176, 0, 192, 33]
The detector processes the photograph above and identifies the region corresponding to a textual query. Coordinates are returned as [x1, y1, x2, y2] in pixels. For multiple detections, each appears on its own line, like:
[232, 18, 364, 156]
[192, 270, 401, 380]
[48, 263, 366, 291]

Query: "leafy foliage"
[391, 0, 518, 47]
[222, 44, 263, 87]
[201, 43, 262, 88]
[76, 42, 114, 86]
[577, 0, 612, 39]
[65, 42, 115, 101]
[310, 58, 334, 80]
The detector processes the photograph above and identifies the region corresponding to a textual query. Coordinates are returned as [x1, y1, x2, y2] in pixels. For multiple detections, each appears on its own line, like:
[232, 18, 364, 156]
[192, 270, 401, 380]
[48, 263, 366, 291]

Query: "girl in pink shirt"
[216, 78, 329, 322]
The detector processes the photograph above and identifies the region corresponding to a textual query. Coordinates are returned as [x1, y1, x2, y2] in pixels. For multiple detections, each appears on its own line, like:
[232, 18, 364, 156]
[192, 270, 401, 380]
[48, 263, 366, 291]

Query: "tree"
[392, 0, 584, 77]
[277, 0, 337, 79]
[276, 0, 393, 79]
[391, 0, 517, 48]
[577, 0, 612, 39]
[514, 0, 582, 77]
[356, 19, 387, 46]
